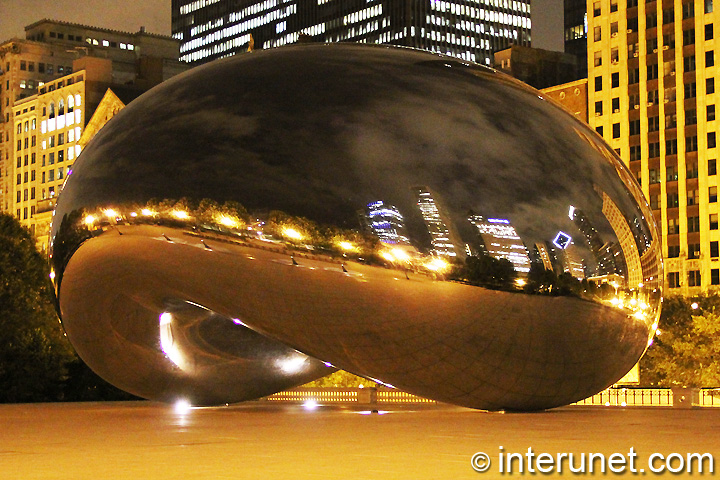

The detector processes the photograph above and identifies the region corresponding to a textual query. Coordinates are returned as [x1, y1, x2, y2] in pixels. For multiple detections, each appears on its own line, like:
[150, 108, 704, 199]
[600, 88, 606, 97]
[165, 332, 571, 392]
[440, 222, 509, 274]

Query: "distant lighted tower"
[414, 187, 458, 257]
[569, 205, 625, 278]
[469, 215, 531, 273]
[365, 200, 409, 245]
[534, 242, 555, 272]
[552, 231, 586, 279]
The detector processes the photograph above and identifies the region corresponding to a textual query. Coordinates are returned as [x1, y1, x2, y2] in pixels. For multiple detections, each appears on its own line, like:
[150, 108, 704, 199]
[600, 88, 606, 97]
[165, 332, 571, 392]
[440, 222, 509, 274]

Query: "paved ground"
[1, 402, 718, 479]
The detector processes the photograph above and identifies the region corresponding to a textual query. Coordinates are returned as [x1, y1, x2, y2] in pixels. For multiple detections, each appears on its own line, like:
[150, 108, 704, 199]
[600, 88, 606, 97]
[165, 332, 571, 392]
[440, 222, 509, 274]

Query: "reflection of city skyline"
[413, 187, 459, 258]
[469, 214, 531, 273]
[365, 201, 410, 246]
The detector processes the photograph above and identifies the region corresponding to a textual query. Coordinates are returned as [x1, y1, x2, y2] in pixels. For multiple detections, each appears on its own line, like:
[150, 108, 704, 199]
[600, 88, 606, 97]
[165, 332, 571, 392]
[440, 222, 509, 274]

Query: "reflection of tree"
[50, 209, 92, 291]
[452, 253, 516, 290]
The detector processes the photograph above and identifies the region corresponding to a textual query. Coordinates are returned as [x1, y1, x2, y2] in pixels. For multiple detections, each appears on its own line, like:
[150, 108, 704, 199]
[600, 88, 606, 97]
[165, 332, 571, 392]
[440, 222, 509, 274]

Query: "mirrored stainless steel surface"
[50, 44, 662, 410]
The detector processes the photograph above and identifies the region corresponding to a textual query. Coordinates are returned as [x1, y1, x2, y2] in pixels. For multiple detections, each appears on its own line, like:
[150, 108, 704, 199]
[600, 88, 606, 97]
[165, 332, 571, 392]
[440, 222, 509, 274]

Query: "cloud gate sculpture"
[49, 44, 662, 411]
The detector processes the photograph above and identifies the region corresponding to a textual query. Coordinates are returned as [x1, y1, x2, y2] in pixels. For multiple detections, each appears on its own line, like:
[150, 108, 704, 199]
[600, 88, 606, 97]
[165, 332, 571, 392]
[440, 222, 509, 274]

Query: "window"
[684, 55, 696, 72]
[30, 187, 35, 200]
[594, 1, 601, 16]
[31, 170, 35, 181]
[611, 72, 619, 88]
[595, 76, 602, 91]
[713, 269, 720, 285]
[58, 150, 64, 163]
[630, 145, 642, 160]
[648, 37, 658, 52]
[668, 272, 680, 288]
[48, 170, 55, 182]
[648, 116, 659, 132]
[595, 101, 603, 116]
[647, 13, 658, 28]
[628, 119, 640, 135]
[685, 82, 697, 98]
[666, 138, 678, 155]
[20, 60, 26, 70]
[710, 158, 717, 175]
[58, 167, 63, 180]
[707, 51, 715, 67]
[649, 142, 661, 158]
[712, 241, 719, 257]
[688, 188, 699, 204]
[708, 78, 715, 95]
[688, 216, 701, 232]
[611, 0, 618, 11]
[707, 24, 714, 41]
[594, 51, 602, 67]
[663, 8, 674, 24]
[710, 132, 717, 148]
[648, 89, 660, 104]
[687, 135, 699, 152]
[49, 152, 54, 165]
[710, 186, 718, 202]
[709, 105, 716, 121]
[687, 109, 697, 124]
[688, 270, 701, 287]
[650, 194, 660, 209]
[611, 48, 619, 64]
[596, 126, 604, 136]
[711, 213, 719, 229]
[683, 1, 695, 18]
[58, 133, 64, 145]
[667, 165, 679, 181]
[613, 123, 620, 138]
[647, 64, 659, 80]
[688, 163, 699, 179]
[688, 243, 701, 258]
[707, 0, 714, 13]
[629, 68, 640, 84]
[668, 245, 681, 258]
[612, 23, 619, 36]
[667, 192, 680, 207]
[668, 217, 680, 233]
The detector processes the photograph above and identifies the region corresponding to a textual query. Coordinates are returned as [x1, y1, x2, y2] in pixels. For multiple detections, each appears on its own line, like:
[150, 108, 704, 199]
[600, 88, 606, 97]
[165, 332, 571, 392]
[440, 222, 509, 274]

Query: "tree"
[0, 213, 76, 402]
[640, 295, 720, 387]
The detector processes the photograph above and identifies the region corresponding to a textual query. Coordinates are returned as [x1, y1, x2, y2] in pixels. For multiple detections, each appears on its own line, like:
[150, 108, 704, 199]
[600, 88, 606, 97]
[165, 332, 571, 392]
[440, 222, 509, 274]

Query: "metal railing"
[262, 387, 720, 407]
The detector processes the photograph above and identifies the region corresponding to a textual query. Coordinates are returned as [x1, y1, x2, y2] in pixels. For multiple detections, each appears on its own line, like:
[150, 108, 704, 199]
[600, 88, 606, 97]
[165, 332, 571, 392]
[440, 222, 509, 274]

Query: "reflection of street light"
[691, 302, 699, 310]
[391, 248, 409, 262]
[338, 241, 356, 252]
[282, 227, 303, 240]
[515, 278, 526, 288]
[425, 257, 449, 273]
[381, 251, 395, 262]
[84, 215, 96, 226]
[103, 208, 118, 218]
[141, 208, 156, 216]
[172, 210, 189, 220]
[217, 215, 240, 228]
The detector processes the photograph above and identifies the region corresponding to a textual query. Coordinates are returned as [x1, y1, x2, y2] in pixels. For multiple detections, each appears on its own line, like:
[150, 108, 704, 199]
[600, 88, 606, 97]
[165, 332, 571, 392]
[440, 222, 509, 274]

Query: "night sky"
[0, 0, 564, 51]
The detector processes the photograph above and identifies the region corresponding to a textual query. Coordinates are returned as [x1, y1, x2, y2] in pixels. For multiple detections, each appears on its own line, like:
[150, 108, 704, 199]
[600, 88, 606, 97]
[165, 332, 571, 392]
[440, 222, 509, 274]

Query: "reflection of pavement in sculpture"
[51, 44, 662, 410]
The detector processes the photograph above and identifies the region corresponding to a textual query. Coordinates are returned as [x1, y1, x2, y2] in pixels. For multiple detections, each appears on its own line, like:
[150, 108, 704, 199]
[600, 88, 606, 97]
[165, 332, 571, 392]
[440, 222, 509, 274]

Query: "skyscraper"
[587, 0, 716, 294]
[469, 214, 531, 272]
[171, 0, 532, 65]
[365, 200, 410, 245]
[564, 0, 589, 78]
[414, 186, 458, 257]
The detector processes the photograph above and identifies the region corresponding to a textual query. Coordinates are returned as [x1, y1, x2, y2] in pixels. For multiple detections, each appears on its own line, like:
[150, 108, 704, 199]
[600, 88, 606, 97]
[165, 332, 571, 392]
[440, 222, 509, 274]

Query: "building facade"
[565, 0, 589, 78]
[587, 0, 718, 295]
[172, 0, 532, 65]
[1, 20, 188, 250]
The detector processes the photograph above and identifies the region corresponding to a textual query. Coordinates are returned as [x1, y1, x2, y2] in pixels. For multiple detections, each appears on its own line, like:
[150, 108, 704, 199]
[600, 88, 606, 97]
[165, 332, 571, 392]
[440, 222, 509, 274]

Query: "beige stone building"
[561, 0, 720, 296]
[1, 20, 188, 251]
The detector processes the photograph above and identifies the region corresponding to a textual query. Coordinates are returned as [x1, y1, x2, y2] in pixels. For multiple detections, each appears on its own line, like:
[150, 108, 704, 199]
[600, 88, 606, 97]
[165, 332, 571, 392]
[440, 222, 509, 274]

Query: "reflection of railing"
[262, 387, 720, 407]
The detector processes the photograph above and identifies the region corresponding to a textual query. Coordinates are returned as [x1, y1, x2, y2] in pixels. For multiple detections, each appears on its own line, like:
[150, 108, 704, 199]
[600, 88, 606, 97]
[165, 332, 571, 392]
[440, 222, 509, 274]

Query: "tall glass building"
[171, 0, 532, 65]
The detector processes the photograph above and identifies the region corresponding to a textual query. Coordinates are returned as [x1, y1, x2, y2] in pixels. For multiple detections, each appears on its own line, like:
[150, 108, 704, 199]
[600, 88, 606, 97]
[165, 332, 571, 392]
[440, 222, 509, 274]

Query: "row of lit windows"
[191, 18, 224, 37]
[228, 0, 279, 23]
[180, 0, 222, 15]
[343, 5, 382, 26]
[16, 119, 37, 134]
[84, 37, 135, 50]
[430, 0, 530, 27]
[180, 5, 296, 53]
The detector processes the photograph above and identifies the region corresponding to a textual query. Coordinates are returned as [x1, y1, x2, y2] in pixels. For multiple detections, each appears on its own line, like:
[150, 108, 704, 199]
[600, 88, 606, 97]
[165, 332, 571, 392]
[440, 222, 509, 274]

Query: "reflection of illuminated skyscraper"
[552, 231, 585, 279]
[569, 205, 626, 278]
[599, 191, 642, 288]
[469, 215, 531, 273]
[534, 242, 555, 272]
[414, 187, 457, 257]
[366, 201, 410, 245]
